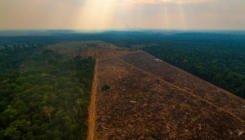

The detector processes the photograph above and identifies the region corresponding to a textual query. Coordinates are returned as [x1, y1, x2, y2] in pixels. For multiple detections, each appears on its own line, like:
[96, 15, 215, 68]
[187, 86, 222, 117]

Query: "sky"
[1, 0, 245, 30]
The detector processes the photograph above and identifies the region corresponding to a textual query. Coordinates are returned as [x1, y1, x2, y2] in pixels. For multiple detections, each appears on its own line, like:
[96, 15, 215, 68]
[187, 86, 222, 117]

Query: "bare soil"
[93, 51, 245, 139]
[87, 59, 98, 140]
[120, 51, 245, 121]
[47, 41, 134, 58]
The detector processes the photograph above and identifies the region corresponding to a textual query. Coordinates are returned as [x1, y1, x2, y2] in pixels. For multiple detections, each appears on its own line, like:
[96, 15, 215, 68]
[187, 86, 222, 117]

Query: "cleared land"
[47, 41, 134, 58]
[87, 59, 98, 140]
[94, 51, 245, 139]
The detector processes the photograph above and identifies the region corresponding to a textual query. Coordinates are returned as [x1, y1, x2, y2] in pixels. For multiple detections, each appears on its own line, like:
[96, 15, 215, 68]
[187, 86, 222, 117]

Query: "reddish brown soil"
[119, 51, 245, 121]
[93, 51, 245, 139]
[87, 59, 98, 140]
[47, 41, 134, 58]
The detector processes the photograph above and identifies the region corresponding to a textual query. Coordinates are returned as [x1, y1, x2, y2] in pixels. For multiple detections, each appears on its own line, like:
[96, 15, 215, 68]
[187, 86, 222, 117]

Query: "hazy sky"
[1, 0, 245, 30]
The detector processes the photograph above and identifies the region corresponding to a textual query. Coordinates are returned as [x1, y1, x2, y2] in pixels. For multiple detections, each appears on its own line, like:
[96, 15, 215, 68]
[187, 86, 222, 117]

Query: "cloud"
[0, 0, 244, 30]
[120, 0, 214, 4]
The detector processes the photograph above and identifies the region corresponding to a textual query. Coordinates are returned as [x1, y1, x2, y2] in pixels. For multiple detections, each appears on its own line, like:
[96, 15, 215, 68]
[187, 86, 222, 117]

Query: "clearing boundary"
[87, 59, 98, 140]
[116, 57, 245, 123]
[88, 51, 245, 139]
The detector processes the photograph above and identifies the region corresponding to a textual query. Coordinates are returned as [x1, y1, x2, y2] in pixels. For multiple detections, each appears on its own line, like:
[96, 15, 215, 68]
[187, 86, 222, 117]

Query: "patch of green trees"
[101, 85, 110, 92]
[0, 45, 94, 139]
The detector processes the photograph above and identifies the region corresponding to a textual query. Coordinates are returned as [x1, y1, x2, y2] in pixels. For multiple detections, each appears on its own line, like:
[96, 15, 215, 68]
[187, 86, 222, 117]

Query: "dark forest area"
[0, 41, 94, 139]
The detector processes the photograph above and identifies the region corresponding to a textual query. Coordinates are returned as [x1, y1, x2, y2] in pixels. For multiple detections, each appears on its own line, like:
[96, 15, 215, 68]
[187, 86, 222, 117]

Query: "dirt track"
[87, 59, 98, 140]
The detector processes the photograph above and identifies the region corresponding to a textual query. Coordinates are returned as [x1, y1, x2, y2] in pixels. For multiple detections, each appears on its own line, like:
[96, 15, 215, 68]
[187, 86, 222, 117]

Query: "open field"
[47, 41, 134, 58]
[93, 51, 245, 139]
[120, 51, 245, 121]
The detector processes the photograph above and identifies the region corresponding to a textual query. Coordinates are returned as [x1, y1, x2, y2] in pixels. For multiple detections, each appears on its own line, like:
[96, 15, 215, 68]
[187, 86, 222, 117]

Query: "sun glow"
[75, 0, 195, 30]
[1, 0, 245, 30]
[177, 2, 187, 30]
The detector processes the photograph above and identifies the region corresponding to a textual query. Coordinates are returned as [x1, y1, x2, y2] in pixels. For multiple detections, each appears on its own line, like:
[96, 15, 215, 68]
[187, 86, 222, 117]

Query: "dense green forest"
[1, 31, 244, 49]
[143, 34, 245, 98]
[0, 44, 94, 139]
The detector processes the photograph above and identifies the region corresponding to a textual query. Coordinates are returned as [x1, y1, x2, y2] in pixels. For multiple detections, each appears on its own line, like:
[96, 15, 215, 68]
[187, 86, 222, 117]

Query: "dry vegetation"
[94, 51, 245, 139]
[120, 51, 245, 121]
[47, 41, 134, 58]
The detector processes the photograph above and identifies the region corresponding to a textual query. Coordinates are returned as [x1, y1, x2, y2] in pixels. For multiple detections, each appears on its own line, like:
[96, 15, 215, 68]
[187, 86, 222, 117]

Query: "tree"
[101, 85, 110, 91]
[42, 106, 55, 123]
[1, 108, 18, 122]
[4, 126, 21, 139]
